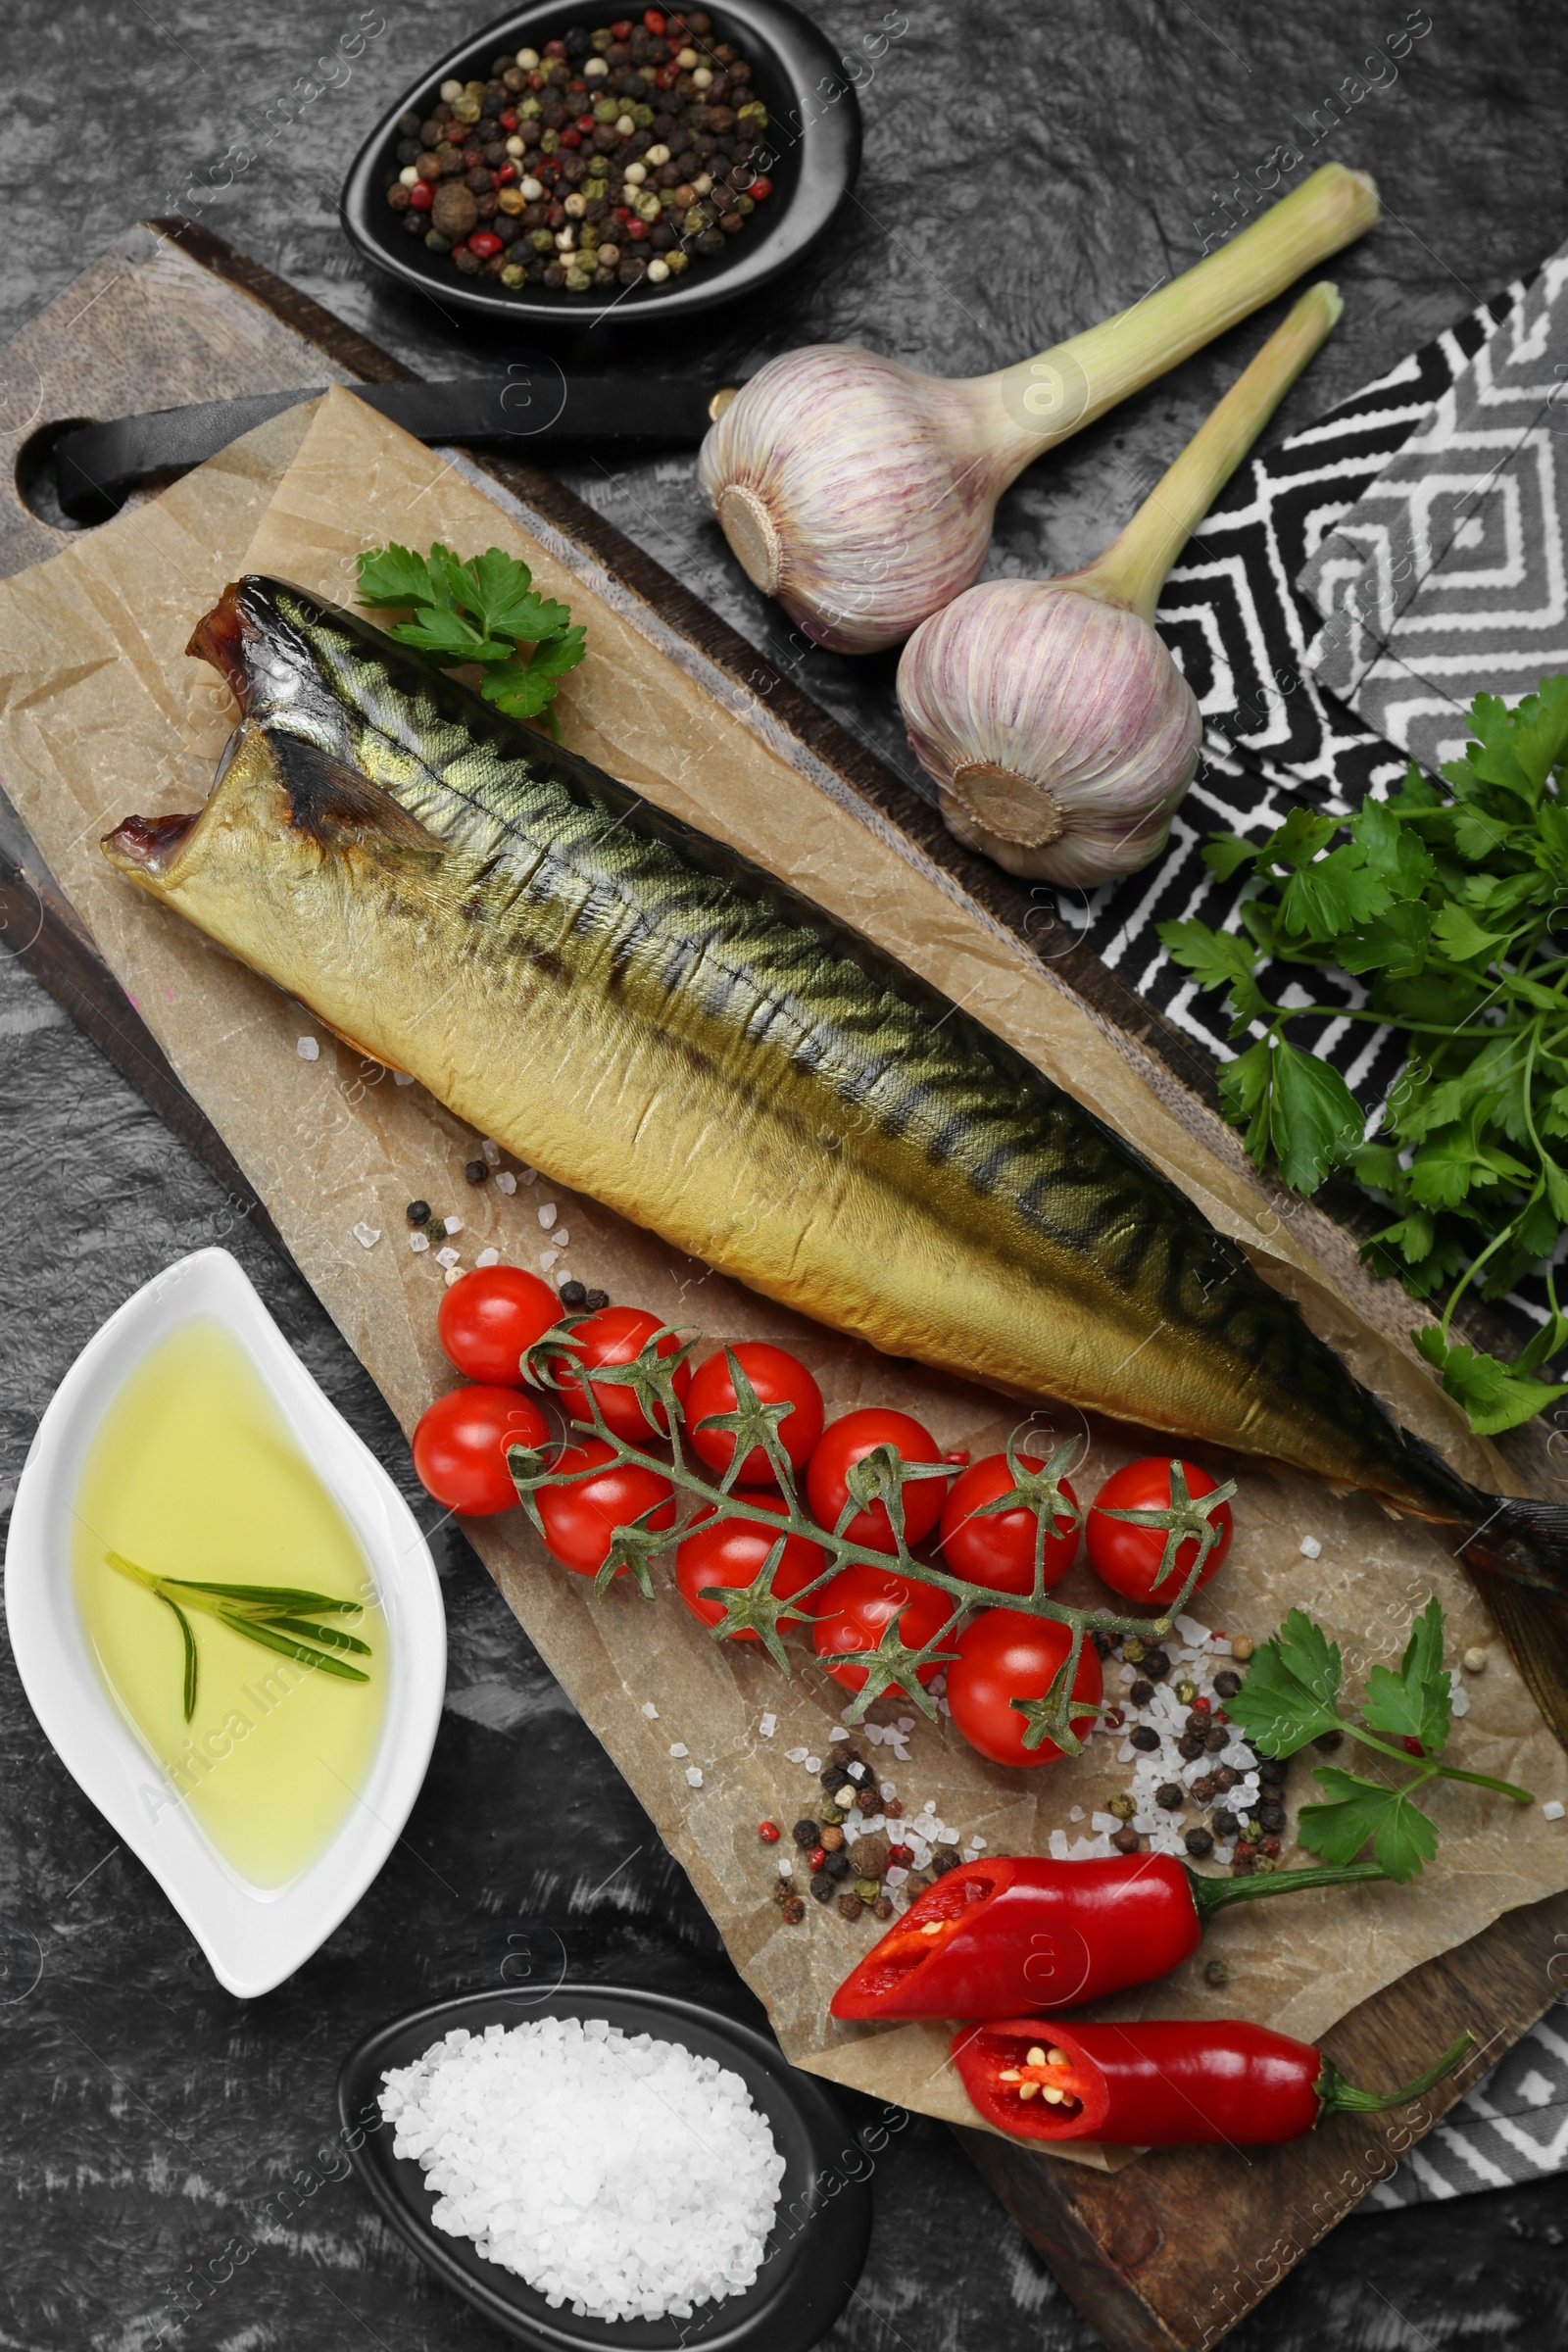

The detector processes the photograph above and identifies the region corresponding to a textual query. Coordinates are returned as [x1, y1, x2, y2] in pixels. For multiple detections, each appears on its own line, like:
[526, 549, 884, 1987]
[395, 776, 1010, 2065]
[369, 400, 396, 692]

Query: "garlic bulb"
[700, 165, 1377, 656]
[899, 283, 1344, 888]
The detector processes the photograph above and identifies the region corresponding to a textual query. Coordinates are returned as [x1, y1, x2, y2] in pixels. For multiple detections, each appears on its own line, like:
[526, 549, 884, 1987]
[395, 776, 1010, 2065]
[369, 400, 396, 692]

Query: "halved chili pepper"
[952, 2016, 1475, 2145]
[829, 1852, 1388, 2021]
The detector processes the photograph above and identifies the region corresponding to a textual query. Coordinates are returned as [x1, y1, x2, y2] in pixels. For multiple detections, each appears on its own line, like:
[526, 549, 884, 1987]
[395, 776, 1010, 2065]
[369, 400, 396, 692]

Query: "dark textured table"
[4, 3, 1568, 2346]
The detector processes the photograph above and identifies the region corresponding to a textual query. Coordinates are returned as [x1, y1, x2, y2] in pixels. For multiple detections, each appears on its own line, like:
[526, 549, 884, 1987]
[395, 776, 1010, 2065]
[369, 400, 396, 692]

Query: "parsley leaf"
[357, 541, 583, 735]
[1298, 1769, 1440, 1884]
[1172, 679, 1568, 1431]
[1225, 1606, 1343, 1755]
[1361, 1596, 1452, 1753]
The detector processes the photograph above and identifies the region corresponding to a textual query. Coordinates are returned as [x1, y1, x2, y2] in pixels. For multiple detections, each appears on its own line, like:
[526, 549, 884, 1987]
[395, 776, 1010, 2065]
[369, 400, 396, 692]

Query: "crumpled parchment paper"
[1, 387, 1564, 2168]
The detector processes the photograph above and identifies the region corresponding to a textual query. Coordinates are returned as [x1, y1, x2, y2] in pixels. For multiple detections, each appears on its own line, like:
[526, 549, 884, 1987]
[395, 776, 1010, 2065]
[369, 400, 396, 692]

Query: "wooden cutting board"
[4, 217, 1566, 2352]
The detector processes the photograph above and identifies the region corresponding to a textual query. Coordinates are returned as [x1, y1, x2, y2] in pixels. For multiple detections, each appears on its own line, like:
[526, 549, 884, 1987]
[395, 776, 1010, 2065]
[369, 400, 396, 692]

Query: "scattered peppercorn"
[1122, 1639, 1147, 1664]
[465, 1158, 489, 1184]
[781, 1894, 806, 1924]
[1462, 1644, 1488, 1674]
[837, 1890, 863, 1922]
[1212, 1808, 1240, 1837]
[1111, 1826, 1142, 1854]
[1177, 1733, 1206, 1761]
[1155, 1783, 1184, 1811]
[808, 1845, 826, 1872]
[1175, 1678, 1198, 1705]
[1314, 1729, 1345, 1752]
[873, 1895, 895, 1921]
[1143, 1647, 1171, 1681]
[931, 1849, 963, 1877]
[791, 1818, 819, 1848]
[818, 1824, 845, 1853]
[407, 1199, 432, 1225]
[809, 1872, 833, 1904]
[818, 1800, 844, 1827]
[1089, 1629, 1116, 1657]
[559, 1279, 589, 1308]
[1203, 1955, 1230, 1986]
[1257, 1801, 1286, 1834]
[1128, 1679, 1154, 1707]
[1107, 1793, 1137, 1821]
[758, 1820, 780, 1844]
[823, 1849, 851, 1879]
[887, 1842, 913, 1866]
[385, 16, 774, 301]
[585, 1288, 611, 1311]
[1204, 1726, 1231, 1752]
[1258, 1757, 1287, 1787]
[848, 1833, 890, 1880]
[1130, 1726, 1160, 1752]
[1212, 1668, 1242, 1698]
[883, 1797, 904, 1819]
[854, 1877, 881, 1904]
[1184, 1827, 1214, 1857]
[1230, 1636, 1255, 1663]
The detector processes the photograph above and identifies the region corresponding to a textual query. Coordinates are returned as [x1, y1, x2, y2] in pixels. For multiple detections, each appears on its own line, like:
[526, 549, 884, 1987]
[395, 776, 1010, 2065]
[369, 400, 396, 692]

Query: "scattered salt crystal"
[1545, 1800, 1565, 1822]
[393, 1069, 415, 1087]
[760, 1713, 776, 1739]
[1048, 1830, 1070, 1860]
[519, 1166, 538, 1185]
[480, 1139, 501, 1166]
[1068, 1805, 1084, 1823]
[380, 2016, 784, 2322]
[919, 1800, 936, 1816]
[495, 1171, 517, 1195]
[896, 1717, 914, 1733]
[1091, 1812, 1119, 1834]
[804, 1756, 821, 1774]
[552, 1230, 571, 1250]
[784, 1747, 808, 1764]
[864, 1724, 885, 1745]
[669, 1743, 688, 1758]
[475, 1248, 500, 1269]
[1174, 1616, 1212, 1647]
[539, 1202, 559, 1230]
[540, 1250, 560, 1272]
[410, 1231, 430, 1254]
[445, 1216, 464, 1236]
[555, 1268, 574, 1288]
[684, 1766, 704, 1788]
[884, 1865, 908, 1887]
[880, 1781, 897, 1800]
[829, 1726, 852, 1743]
[1447, 1671, 1470, 1719]
[436, 1247, 460, 1268]
[777, 1857, 792, 1879]
[641, 1702, 659, 1719]
[296, 1036, 318, 1060]
[352, 1222, 381, 1250]
[936, 1828, 958, 1846]
[1298, 1536, 1322, 1560]
[969, 1835, 986, 1850]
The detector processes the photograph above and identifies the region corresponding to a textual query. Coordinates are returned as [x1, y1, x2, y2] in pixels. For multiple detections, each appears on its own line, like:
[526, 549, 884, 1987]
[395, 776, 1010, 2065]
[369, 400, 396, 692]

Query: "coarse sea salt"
[381, 2017, 785, 2323]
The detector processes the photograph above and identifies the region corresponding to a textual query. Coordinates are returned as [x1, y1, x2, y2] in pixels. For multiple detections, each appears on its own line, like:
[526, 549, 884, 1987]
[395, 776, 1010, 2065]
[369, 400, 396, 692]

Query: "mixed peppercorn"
[383, 9, 774, 296]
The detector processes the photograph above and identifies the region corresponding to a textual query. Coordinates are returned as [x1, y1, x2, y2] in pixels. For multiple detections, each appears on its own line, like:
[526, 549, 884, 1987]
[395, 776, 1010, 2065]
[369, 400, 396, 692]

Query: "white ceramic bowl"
[5, 1247, 445, 1997]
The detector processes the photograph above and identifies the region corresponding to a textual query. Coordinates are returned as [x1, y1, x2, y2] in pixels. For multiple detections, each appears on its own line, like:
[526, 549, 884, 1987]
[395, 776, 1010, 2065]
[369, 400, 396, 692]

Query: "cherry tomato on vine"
[437, 1263, 561, 1386]
[412, 1385, 549, 1518]
[811, 1563, 954, 1693]
[549, 1305, 691, 1443]
[536, 1437, 676, 1577]
[1085, 1457, 1233, 1606]
[674, 1494, 825, 1638]
[939, 1453, 1080, 1595]
[805, 1407, 946, 1552]
[685, 1342, 825, 1486]
[946, 1608, 1103, 1768]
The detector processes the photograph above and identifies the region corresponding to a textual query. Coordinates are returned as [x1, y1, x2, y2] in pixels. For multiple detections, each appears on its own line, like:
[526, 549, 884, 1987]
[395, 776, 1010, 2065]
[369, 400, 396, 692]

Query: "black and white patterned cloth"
[1051, 263, 1568, 2203]
[1371, 1994, 1568, 2207]
[1057, 270, 1531, 1140]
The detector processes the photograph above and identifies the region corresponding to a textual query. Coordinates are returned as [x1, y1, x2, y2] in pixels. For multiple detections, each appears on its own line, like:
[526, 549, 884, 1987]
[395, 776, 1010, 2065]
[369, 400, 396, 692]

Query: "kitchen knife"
[50, 376, 737, 522]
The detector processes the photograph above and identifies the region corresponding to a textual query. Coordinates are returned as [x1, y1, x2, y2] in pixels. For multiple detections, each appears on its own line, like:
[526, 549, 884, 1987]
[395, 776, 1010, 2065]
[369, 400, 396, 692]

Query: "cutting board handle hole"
[16, 418, 122, 533]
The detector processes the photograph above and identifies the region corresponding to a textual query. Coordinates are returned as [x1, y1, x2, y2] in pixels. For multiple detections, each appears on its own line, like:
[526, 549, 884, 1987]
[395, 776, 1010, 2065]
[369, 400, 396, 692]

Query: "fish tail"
[1452, 1494, 1568, 1752]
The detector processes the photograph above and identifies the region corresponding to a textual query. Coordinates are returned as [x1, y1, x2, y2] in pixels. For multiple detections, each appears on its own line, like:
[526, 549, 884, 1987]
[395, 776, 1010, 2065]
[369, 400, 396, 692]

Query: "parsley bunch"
[1227, 1599, 1532, 1882]
[357, 542, 586, 737]
[1160, 679, 1568, 1434]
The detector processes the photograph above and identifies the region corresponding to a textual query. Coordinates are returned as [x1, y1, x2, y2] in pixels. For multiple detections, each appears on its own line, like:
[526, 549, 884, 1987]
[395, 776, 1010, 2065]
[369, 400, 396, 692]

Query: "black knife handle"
[51, 375, 727, 522]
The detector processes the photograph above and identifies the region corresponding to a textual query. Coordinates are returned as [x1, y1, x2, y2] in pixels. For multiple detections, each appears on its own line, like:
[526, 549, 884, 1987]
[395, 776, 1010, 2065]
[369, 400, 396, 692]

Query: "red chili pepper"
[952, 2017, 1474, 2146]
[828, 1852, 1389, 2022]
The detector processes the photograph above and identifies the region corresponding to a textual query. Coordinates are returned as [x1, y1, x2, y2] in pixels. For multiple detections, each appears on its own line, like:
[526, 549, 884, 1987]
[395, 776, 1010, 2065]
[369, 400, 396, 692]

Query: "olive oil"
[72, 1315, 387, 1888]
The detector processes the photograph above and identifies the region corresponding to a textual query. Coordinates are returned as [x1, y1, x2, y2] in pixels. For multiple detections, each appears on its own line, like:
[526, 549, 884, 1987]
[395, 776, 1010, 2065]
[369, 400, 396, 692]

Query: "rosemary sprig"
[105, 1551, 371, 1723]
[511, 1332, 1232, 1756]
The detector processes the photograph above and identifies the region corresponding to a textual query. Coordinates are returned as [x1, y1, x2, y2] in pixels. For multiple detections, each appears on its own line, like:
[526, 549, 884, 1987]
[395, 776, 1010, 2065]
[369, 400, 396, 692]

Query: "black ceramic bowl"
[337, 1984, 872, 2351]
[341, 0, 860, 329]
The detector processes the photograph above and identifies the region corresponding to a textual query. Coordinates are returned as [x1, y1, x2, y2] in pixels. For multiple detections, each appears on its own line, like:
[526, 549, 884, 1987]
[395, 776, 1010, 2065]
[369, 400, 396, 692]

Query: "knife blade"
[51, 375, 735, 522]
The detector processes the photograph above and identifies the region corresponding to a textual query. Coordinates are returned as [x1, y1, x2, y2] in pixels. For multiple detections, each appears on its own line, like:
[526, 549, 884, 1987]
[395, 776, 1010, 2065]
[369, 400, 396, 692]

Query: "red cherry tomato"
[549, 1305, 691, 1443]
[674, 1494, 824, 1638]
[536, 1437, 676, 1576]
[939, 1453, 1080, 1596]
[811, 1563, 954, 1693]
[686, 1343, 825, 1486]
[805, 1408, 946, 1553]
[1086, 1457, 1234, 1606]
[437, 1264, 561, 1386]
[412, 1386, 548, 1518]
[946, 1608, 1103, 1768]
